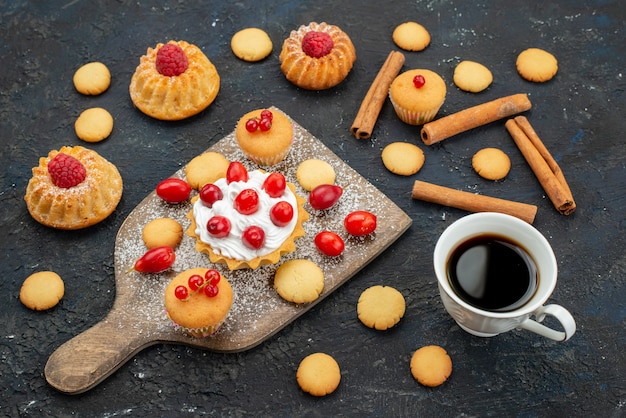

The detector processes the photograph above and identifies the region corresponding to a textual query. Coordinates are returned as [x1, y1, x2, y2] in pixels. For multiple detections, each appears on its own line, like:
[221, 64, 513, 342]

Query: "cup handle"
[518, 304, 577, 341]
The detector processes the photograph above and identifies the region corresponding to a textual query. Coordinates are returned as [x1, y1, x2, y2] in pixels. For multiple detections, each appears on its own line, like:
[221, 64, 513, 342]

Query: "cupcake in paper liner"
[164, 268, 233, 338]
[389, 69, 446, 125]
[235, 108, 293, 166]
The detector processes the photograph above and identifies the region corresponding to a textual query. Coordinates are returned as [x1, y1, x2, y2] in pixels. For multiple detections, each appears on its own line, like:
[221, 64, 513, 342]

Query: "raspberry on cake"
[24, 146, 123, 230]
[279, 22, 357, 90]
[186, 162, 309, 270]
[129, 40, 220, 120]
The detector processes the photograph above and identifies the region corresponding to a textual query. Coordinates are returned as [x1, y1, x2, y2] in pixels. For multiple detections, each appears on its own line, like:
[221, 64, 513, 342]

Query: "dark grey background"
[1, 0, 624, 416]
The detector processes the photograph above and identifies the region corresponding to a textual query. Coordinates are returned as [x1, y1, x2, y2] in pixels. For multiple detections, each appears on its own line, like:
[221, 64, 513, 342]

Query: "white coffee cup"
[434, 212, 576, 341]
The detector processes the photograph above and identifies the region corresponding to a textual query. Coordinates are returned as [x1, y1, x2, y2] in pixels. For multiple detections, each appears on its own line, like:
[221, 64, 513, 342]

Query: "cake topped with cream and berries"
[24, 146, 123, 229]
[186, 162, 309, 270]
[129, 40, 220, 121]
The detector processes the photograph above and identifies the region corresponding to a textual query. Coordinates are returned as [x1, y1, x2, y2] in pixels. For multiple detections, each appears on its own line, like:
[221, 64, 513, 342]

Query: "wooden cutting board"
[44, 108, 412, 394]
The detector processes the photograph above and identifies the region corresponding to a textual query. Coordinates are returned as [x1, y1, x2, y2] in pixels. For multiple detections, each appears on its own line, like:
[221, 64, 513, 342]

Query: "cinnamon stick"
[411, 180, 537, 224]
[420, 93, 532, 145]
[505, 116, 576, 215]
[351, 50, 405, 139]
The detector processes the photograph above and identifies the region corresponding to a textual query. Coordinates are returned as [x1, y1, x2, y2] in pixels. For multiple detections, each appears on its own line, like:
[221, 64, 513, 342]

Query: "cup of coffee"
[434, 212, 576, 341]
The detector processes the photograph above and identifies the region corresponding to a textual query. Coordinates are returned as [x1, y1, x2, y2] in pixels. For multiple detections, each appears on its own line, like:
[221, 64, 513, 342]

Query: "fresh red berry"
[270, 201, 294, 227]
[207, 216, 231, 238]
[302, 31, 334, 58]
[174, 285, 189, 300]
[242, 225, 265, 249]
[226, 162, 249, 183]
[262, 172, 286, 198]
[133, 246, 176, 273]
[309, 184, 343, 210]
[156, 43, 188, 76]
[205, 269, 221, 286]
[199, 183, 223, 207]
[245, 118, 259, 133]
[413, 75, 426, 88]
[187, 274, 204, 292]
[258, 118, 272, 131]
[344, 210, 377, 236]
[156, 178, 191, 203]
[234, 189, 260, 215]
[314, 231, 345, 257]
[204, 283, 219, 297]
[47, 153, 87, 188]
[260, 109, 273, 122]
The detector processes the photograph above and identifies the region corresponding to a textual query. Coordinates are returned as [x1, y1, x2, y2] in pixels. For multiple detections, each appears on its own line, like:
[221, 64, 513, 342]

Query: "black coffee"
[447, 234, 538, 312]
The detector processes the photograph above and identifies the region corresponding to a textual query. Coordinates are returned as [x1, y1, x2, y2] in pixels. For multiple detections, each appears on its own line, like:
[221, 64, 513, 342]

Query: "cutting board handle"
[44, 307, 154, 394]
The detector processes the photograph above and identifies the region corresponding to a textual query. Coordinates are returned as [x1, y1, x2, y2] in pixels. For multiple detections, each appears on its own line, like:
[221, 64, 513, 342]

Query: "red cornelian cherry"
[226, 162, 249, 183]
[263, 172, 286, 197]
[156, 178, 192, 203]
[199, 183, 223, 207]
[242, 225, 265, 249]
[413, 74, 426, 88]
[174, 285, 189, 300]
[270, 201, 294, 227]
[234, 188, 260, 215]
[133, 246, 176, 273]
[309, 184, 343, 210]
[207, 215, 231, 238]
[187, 274, 204, 291]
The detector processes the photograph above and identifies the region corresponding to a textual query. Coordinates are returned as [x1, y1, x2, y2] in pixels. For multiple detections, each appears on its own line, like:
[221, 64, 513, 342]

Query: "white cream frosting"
[193, 170, 298, 260]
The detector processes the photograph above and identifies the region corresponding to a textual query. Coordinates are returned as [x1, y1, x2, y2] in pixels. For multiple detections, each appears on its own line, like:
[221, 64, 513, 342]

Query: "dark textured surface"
[1, 0, 624, 416]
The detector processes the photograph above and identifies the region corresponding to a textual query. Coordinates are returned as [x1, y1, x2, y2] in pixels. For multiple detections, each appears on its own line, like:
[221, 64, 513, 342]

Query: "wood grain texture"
[44, 109, 412, 394]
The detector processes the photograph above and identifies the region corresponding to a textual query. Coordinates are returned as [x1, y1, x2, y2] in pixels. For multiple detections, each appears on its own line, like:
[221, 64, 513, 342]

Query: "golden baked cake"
[24, 146, 123, 230]
[129, 40, 220, 120]
[279, 22, 356, 90]
[186, 162, 309, 270]
[389, 69, 447, 125]
[164, 268, 233, 337]
[235, 108, 293, 166]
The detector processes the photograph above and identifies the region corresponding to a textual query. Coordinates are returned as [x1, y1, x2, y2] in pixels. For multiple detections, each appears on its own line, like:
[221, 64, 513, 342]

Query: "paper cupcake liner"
[389, 95, 443, 126]
[174, 320, 225, 338]
[243, 146, 290, 167]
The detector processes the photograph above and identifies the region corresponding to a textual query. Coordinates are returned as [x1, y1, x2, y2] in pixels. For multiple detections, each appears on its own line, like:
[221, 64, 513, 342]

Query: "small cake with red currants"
[164, 268, 233, 337]
[129, 40, 220, 120]
[235, 108, 293, 166]
[186, 161, 309, 270]
[279, 22, 357, 90]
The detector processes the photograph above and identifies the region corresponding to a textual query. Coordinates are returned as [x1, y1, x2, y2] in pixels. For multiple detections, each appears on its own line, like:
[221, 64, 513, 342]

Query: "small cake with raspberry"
[235, 108, 293, 166]
[164, 268, 233, 337]
[24, 146, 123, 229]
[279, 22, 357, 90]
[129, 40, 220, 120]
[186, 162, 309, 270]
[389, 69, 447, 125]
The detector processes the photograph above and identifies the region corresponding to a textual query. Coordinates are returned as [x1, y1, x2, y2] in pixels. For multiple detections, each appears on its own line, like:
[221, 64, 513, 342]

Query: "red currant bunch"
[244, 109, 273, 133]
[174, 269, 222, 301]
